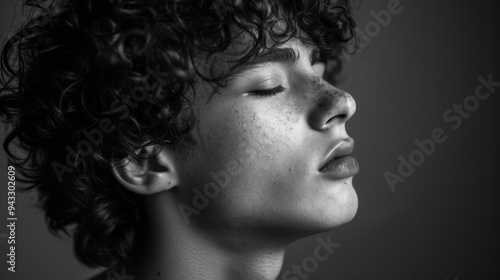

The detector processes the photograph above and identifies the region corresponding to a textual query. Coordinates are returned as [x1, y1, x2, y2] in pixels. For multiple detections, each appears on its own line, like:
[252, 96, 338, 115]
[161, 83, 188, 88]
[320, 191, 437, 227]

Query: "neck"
[126, 195, 287, 280]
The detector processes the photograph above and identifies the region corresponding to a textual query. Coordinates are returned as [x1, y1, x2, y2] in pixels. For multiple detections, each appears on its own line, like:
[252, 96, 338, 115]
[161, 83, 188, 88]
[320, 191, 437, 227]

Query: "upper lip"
[319, 138, 355, 170]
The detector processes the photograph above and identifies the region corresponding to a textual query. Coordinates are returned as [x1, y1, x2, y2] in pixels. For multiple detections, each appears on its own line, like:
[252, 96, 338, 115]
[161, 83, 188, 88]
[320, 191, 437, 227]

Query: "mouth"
[319, 138, 359, 179]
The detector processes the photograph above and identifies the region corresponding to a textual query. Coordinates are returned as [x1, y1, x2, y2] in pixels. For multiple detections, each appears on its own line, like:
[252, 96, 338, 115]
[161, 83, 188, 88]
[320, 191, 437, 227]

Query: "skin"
[179, 36, 358, 235]
[114, 34, 357, 280]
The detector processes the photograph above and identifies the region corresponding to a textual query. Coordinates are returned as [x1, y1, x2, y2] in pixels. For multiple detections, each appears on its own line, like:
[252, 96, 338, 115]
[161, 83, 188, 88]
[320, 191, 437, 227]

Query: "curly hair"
[0, 0, 357, 268]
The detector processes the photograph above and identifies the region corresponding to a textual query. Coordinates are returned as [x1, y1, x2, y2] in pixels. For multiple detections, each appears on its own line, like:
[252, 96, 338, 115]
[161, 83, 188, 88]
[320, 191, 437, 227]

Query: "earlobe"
[111, 144, 180, 195]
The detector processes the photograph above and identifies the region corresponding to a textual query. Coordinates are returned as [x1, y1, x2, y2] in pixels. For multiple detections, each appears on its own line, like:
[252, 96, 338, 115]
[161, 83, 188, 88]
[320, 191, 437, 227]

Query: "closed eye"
[249, 85, 286, 97]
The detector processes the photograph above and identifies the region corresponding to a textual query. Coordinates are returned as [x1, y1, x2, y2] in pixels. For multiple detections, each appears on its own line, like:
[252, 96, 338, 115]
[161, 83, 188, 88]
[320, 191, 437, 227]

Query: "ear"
[111, 144, 180, 195]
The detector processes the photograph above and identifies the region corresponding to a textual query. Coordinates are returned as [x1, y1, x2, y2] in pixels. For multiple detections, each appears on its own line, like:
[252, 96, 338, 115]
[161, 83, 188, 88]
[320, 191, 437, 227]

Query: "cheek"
[230, 100, 308, 181]
[199, 98, 301, 172]
[191, 98, 308, 212]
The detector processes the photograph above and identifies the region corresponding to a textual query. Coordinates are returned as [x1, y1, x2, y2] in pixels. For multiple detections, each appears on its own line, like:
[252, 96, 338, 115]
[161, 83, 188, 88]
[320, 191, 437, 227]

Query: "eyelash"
[249, 85, 286, 97]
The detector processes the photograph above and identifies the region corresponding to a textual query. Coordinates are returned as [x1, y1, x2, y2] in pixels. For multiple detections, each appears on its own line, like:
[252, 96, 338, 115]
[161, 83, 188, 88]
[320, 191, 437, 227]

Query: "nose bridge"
[306, 76, 356, 131]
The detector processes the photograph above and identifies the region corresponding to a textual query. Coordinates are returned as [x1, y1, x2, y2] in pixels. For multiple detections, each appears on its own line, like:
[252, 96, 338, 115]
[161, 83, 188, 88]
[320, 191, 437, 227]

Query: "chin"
[285, 190, 359, 237]
[321, 182, 359, 230]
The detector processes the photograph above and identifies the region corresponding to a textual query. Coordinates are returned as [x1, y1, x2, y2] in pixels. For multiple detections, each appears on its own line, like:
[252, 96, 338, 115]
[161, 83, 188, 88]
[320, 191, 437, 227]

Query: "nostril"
[326, 113, 347, 124]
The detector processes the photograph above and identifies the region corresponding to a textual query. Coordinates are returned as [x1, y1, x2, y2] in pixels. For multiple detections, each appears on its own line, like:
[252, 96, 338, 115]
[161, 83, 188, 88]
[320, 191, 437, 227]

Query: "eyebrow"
[224, 47, 299, 82]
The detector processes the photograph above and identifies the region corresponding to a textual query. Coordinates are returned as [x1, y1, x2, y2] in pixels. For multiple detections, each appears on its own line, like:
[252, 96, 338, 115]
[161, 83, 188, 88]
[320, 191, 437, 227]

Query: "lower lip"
[319, 156, 359, 179]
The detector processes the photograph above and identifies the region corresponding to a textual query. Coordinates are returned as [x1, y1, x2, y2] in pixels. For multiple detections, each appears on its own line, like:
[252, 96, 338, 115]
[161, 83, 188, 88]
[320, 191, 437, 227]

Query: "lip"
[319, 155, 359, 179]
[319, 138, 359, 179]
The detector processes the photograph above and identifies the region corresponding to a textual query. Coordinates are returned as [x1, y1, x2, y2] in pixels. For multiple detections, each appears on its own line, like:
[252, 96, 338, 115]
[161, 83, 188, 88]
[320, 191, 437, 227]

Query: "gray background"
[1, 0, 499, 279]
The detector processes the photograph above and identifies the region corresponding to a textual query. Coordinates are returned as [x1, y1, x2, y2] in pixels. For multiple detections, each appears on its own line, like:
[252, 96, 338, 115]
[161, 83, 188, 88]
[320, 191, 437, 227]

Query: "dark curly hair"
[0, 0, 357, 269]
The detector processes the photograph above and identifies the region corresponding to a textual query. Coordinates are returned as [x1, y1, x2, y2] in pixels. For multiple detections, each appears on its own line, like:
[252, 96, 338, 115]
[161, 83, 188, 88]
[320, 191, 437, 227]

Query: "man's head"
[0, 0, 358, 269]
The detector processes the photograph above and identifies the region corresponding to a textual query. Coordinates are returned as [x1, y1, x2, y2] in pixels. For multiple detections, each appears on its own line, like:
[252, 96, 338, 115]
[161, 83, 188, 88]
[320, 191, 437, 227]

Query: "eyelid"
[248, 85, 286, 97]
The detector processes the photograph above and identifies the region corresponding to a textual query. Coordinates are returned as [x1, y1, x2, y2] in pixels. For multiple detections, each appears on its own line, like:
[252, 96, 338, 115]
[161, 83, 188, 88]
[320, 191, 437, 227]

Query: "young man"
[0, 0, 359, 279]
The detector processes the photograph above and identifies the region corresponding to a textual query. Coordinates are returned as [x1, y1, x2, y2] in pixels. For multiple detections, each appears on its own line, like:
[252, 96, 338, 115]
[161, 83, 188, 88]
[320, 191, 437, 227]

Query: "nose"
[307, 80, 356, 131]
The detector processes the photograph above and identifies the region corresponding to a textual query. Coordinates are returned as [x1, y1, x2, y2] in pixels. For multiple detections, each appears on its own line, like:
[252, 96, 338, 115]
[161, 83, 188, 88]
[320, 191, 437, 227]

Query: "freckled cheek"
[198, 98, 309, 181]
[207, 107, 293, 173]
[241, 108, 299, 164]
[218, 109, 302, 208]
